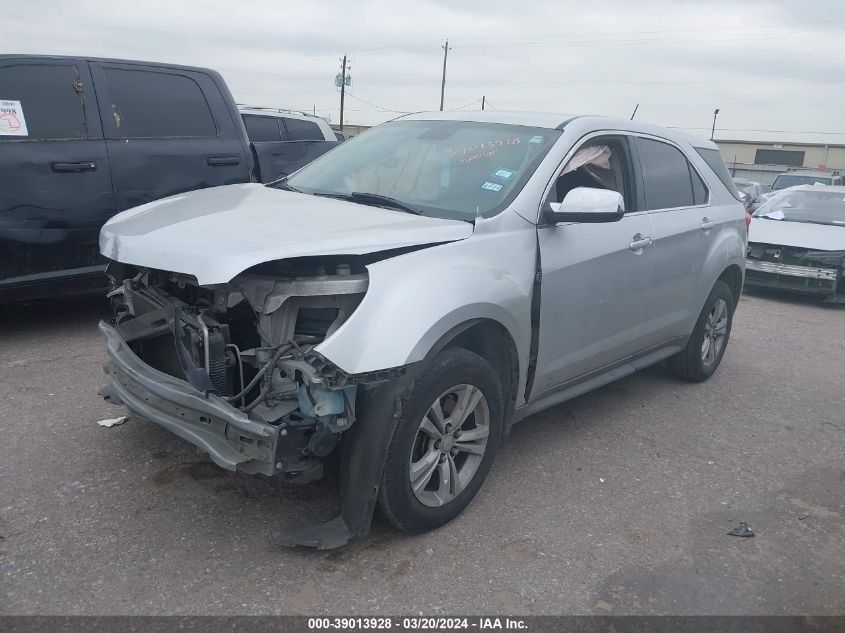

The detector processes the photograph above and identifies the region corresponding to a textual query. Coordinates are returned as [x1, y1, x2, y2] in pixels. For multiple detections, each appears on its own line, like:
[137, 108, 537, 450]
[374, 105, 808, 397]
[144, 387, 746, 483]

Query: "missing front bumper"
[744, 263, 840, 297]
[100, 321, 281, 475]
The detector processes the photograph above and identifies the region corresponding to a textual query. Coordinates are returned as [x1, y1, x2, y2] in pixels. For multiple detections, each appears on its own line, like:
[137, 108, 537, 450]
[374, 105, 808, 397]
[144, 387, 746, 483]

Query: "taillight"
[744, 211, 752, 234]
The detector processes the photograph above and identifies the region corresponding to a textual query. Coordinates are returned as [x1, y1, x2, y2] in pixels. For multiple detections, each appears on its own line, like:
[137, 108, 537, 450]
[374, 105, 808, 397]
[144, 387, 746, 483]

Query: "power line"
[449, 20, 845, 42]
[454, 27, 845, 50]
[670, 126, 845, 136]
[361, 77, 845, 89]
[449, 98, 482, 111]
[344, 92, 411, 114]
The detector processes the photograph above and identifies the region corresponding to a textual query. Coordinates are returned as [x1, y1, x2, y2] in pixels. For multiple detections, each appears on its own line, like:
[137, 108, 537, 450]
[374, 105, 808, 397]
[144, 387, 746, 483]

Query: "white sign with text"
[0, 100, 29, 136]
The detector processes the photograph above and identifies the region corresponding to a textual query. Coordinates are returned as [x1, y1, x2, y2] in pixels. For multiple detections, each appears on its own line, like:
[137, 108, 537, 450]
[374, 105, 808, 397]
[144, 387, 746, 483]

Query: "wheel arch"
[717, 264, 744, 307]
[421, 318, 521, 429]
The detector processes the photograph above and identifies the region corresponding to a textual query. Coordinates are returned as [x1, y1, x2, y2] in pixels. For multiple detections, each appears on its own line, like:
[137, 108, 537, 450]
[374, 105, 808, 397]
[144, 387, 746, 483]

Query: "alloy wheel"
[408, 384, 490, 507]
[701, 298, 728, 367]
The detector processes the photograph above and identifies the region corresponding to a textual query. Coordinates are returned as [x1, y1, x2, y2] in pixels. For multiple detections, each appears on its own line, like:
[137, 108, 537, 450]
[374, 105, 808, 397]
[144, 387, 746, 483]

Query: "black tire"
[669, 280, 735, 382]
[376, 347, 504, 534]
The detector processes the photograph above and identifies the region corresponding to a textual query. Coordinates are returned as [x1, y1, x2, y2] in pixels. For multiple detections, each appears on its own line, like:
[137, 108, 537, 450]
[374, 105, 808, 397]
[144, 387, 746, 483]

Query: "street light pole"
[710, 108, 720, 141]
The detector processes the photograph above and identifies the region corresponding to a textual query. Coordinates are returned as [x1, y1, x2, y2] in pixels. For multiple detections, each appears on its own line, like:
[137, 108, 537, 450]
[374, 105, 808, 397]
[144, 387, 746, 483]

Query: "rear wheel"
[669, 280, 735, 382]
[376, 347, 503, 533]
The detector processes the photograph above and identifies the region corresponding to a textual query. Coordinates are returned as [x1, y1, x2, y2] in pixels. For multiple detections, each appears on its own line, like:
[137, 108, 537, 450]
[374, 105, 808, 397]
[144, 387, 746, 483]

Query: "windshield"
[279, 120, 561, 221]
[772, 174, 832, 190]
[754, 188, 845, 226]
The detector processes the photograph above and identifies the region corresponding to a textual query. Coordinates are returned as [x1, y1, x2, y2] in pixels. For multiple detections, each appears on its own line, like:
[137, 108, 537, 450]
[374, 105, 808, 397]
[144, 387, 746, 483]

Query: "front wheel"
[669, 280, 735, 382]
[376, 347, 504, 534]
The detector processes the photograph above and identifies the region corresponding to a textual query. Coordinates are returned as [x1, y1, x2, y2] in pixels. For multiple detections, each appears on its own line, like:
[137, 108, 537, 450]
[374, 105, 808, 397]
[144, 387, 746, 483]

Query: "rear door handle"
[206, 156, 240, 167]
[52, 161, 97, 173]
[701, 217, 716, 230]
[629, 234, 653, 252]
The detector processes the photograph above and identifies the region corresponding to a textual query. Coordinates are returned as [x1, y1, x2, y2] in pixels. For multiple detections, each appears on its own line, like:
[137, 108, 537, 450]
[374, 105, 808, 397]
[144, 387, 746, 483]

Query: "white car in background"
[733, 178, 771, 211]
[747, 185, 845, 302]
[238, 106, 338, 179]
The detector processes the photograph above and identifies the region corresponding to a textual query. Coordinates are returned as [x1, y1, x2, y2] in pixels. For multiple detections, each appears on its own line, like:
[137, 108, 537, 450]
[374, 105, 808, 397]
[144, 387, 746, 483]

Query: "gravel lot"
[1, 289, 843, 615]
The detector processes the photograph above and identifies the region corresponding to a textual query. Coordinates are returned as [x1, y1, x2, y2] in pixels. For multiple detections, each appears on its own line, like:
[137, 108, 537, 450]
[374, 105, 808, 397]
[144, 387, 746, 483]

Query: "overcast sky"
[4, 0, 845, 144]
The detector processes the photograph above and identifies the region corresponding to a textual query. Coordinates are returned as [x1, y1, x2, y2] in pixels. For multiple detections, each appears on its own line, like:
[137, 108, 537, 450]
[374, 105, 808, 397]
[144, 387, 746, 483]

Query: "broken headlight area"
[103, 257, 370, 482]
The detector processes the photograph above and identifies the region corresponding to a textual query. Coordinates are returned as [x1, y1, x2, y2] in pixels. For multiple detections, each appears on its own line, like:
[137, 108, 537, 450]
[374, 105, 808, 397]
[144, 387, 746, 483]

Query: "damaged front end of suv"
[95, 116, 559, 548]
[99, 253, 421, 548]
[102, 257, 376, 479]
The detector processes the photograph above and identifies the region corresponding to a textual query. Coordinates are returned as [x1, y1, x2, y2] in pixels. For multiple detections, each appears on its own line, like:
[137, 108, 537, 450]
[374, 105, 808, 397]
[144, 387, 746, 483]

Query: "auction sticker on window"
[0, 100, 28, 136]
[490, 167, 516, 181]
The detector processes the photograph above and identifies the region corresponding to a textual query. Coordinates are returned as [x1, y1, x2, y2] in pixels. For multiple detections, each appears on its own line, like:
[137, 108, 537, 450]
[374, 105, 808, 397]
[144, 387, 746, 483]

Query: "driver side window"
[550, 135, 637, 212]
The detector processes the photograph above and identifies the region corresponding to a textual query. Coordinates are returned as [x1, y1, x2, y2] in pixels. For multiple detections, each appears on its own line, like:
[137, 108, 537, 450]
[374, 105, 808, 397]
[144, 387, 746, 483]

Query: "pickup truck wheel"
[670, 280, 734, 382]
[376, 347, 503, 534]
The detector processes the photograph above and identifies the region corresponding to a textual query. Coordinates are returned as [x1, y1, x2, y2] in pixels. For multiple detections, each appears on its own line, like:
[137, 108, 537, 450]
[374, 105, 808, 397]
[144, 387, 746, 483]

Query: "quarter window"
[694, 147, 740, 200]
[284, 117, 323, 141]
[0, 64, 87, 140]
[638, 138, 705, 210]
[103, 68, 216, 138]
[690, 163, 708, 205]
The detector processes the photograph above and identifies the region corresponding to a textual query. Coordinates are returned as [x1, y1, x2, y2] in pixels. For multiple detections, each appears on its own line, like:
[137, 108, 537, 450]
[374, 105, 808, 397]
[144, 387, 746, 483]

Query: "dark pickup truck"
[0, 55, 338, 301]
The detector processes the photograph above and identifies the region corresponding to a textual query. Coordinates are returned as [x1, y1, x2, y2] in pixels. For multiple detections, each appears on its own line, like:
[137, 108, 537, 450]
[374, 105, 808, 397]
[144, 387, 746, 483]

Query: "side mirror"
[545, 187, 625, 224]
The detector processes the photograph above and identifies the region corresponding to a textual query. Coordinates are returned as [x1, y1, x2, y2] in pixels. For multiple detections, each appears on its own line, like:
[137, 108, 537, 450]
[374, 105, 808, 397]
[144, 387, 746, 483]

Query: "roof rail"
[236, 103, 328, 121]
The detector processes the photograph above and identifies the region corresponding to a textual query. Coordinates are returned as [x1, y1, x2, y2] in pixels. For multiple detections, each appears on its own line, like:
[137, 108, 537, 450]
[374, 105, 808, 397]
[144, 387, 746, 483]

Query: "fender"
[278, 215, 538, 548]
[315, 214, 537, 405]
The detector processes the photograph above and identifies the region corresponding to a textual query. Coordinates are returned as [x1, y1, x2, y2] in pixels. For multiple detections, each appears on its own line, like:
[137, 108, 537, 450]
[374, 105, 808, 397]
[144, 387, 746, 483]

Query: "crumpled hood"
[749, 218, 845, 251]
[100, 183, 473, 285]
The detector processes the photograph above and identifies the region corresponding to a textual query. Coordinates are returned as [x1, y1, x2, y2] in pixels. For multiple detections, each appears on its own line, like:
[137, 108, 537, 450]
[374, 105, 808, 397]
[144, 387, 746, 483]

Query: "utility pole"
[338, 55, 350, 132]
[630, 103, 639, 120]
[481, 95, 485, 110]
[439, 39, 451, 111]
[710, 108, 720, 141]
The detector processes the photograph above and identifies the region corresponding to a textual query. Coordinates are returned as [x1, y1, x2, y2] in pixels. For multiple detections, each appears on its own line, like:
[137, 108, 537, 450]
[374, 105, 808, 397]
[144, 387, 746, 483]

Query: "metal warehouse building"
[715, 139, 845, 185]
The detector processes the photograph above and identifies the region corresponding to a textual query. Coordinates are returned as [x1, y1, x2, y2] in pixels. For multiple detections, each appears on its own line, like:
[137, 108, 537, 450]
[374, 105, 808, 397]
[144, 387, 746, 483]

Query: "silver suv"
[99, 112, 747, 548]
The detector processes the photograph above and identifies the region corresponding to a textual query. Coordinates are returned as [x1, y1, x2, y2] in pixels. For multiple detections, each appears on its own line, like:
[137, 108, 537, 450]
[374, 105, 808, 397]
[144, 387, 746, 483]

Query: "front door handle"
[52, 161, 97, 173]
[629, 234, 653, 252]
[206, 156, 240, 167]
[701, 217, 716, 230]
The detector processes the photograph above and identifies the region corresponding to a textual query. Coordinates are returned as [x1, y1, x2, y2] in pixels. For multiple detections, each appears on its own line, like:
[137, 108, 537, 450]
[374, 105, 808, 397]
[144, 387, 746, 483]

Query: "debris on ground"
[97, 416, 127, 428]
[727, 522, 755, 537]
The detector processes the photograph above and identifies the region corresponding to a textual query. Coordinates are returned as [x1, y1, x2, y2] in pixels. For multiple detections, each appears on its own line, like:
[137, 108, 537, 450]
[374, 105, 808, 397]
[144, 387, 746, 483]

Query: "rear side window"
[103, 68, 216, 138]
[242, 114, 280, 142]
[0, 64, 87, 139]
[695, 147, 741, 200]
[638, 137, 704, 210]
[284, 117, 323, 141]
